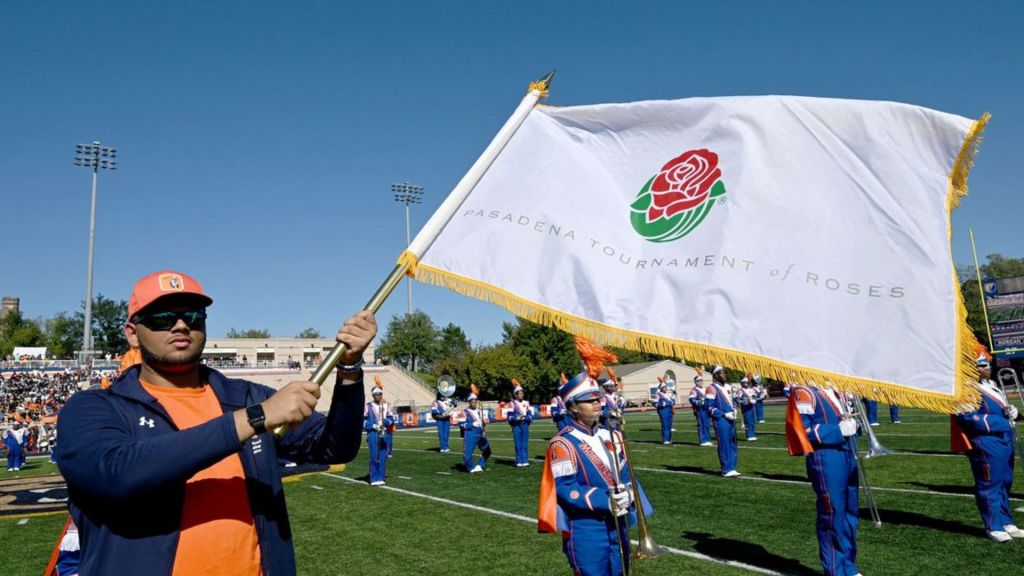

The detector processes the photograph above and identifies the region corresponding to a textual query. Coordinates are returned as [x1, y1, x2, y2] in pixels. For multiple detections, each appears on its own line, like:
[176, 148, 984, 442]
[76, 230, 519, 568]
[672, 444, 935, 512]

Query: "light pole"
[392, 182, 423, 315]
[74, 141, 117, 367]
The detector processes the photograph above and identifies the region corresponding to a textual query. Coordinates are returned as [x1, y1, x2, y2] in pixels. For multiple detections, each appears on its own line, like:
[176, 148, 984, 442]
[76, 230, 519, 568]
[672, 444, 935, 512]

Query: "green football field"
[2, 405, 1022, 575]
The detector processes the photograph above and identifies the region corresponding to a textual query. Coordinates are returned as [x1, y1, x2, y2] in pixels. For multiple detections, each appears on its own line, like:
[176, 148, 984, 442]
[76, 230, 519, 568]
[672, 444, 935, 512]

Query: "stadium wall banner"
[400, 94, 988, 413]
[983, 276, 1024, 359]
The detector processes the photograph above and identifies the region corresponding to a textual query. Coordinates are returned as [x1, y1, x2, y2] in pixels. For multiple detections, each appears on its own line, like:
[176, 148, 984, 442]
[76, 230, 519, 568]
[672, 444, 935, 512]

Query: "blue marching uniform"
[889, 404, 901, 424]
[463, 406, 491, 471]
[739, 385, 758, 440]
[539, 420, 654, 576]
[688, 382, 712, 445]
[431, 398, 455, 453]
[954, 379, 1019, 537]
[654, 390, 674, 444]
[551, 396, 570, 431]
[705, 380, 739, 476]
[4, 426, 25, 471]
[363, 399, 394, 485]
[754, 381, 767, 423]
[509, 398, 533, 466]
[786, 385, 861, 576]
[863, 399, 879, 426]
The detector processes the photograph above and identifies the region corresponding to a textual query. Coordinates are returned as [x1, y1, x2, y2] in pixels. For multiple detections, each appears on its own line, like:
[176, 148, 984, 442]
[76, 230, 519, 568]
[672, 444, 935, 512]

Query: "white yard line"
[322, 472, 783, 575]
[390, 448, 1022, 502]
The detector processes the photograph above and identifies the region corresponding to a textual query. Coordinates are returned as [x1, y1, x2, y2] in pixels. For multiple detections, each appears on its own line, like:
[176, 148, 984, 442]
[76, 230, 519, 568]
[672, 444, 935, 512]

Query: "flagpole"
[406, 71, 554, 258]
[969, 228, 996, 354]
[275, 71, 555, 436]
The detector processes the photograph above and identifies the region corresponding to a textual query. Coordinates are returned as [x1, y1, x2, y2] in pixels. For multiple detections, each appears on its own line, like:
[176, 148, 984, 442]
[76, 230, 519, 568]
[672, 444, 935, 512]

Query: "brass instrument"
[437, 375, 457, 418]
[996, 368, 1024, 469]
[604, 423, 631, 575]
[614, 411, 664, 566]
[848, 394, 884, 527]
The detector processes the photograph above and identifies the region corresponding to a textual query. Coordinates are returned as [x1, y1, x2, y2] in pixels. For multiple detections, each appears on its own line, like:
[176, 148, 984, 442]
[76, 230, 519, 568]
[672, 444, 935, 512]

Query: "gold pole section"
[273, 263, 409, 436]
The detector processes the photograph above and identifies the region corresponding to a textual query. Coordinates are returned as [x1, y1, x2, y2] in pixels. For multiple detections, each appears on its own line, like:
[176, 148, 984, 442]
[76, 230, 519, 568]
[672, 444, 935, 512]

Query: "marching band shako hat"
[512, 379, 524, 394]
[657, 375, 667, 390]
[604, 366, 621, 390]
[712, 365, 725, 375]
[468, 383, 480, 402]
[372, 375, 384, 396]
[693, 366, 704, 383]
[976, 354, 990, 368]
[560, 336, 618, 404]
[128, 270, 213, 319]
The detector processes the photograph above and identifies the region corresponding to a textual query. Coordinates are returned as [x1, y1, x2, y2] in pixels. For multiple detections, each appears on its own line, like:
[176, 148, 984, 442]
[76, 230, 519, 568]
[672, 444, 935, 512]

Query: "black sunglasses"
[134, 310, 207, 331]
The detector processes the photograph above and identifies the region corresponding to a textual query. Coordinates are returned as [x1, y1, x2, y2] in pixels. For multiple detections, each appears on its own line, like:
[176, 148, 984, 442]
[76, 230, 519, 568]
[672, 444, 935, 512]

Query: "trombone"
[996, 368, 1024, 469]
[847, 394, 885, 527]
[609, 406, 663, 573]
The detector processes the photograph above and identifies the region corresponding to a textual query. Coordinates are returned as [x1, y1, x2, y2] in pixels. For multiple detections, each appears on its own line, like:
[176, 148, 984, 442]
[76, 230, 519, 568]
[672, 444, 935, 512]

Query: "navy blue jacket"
[56, 365, 364, 576]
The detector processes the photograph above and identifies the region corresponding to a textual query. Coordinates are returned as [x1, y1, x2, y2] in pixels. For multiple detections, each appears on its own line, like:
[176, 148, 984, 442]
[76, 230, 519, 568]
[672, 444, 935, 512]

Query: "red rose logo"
[646, 149, 722, 222]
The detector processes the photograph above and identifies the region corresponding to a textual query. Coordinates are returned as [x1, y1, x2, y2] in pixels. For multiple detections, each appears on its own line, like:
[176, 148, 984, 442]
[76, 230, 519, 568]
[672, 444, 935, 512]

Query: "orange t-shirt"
[141, 380, 262, 576]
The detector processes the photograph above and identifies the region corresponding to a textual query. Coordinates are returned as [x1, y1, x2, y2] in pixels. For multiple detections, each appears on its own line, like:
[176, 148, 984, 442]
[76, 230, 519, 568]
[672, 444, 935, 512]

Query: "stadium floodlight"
[73, 141, 118, 367]
[391, 182, 424, 315]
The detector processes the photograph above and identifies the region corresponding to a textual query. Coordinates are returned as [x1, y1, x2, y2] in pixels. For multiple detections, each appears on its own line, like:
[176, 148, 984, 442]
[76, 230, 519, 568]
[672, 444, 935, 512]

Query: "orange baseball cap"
[127, 270, 213, 319]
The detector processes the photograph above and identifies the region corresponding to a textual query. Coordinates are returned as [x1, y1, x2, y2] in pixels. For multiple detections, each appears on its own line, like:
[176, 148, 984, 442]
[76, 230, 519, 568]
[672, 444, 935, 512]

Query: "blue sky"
[2, 1, 1021, 346]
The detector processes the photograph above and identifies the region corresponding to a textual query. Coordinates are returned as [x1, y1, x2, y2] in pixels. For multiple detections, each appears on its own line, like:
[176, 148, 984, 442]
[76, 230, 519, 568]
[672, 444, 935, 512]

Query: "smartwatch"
[246, 404, 267, 434]
[337, 359, 364, 373]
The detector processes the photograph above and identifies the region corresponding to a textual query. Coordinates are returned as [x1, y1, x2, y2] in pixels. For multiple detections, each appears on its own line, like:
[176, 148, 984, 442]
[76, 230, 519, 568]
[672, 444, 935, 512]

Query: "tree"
[44, 312, 80, 359]
[437, 323, 471, 359]
[959, 253, 1024, 347]
[296, 327, 322, 339]
[227, 328, 272, 339]
[0, 311, 44, 359]
[379, 310, 438, 371]
[71, 294, 129, 355]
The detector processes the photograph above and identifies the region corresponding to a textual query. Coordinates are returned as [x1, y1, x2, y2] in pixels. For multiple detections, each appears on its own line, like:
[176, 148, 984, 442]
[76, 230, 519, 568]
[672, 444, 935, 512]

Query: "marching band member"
[654, 378, 674, 444]
[550, 391, 570, 432]
[706, 366, 740, 477]
[889, 404, 901, 424]
[538, 336, 653, 576]
[786, 381, 863, 576]
[509, 379, 533, 467]
[754, 375, 767, 424]
[739, 375, 758, 441]
[431, 392, 455, 453]
[783, 381, 794, 398]
[951, 355, 1022, 542]
[688, 370, 712, 446]
[862, 398, 879, 426]
[600, 369, 626, 429]
[3, 421, 25, 472]
[363, 377, 394, 486]
[463, 384, 491, 473]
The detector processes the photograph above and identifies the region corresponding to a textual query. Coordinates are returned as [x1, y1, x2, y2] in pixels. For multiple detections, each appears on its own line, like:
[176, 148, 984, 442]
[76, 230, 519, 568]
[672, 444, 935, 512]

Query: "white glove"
[724, 412, 736, 421]
[1007, 405, 1019, 421]
[610, 487, 633, 516]
[839, 418, 858, 437]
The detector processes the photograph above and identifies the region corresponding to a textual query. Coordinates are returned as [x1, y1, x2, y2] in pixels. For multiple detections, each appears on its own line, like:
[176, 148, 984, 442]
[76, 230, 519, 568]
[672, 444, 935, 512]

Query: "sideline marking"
[322, 472, 783, 575]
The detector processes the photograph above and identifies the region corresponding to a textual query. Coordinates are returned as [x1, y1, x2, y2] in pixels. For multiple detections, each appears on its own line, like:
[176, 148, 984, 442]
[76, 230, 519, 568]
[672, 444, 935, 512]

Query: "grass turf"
[2, 405, 1022, 575]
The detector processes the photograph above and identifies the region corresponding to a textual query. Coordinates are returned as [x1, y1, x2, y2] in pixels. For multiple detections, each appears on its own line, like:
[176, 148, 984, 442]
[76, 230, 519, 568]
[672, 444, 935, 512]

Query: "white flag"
[403, 95, 986, 412]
